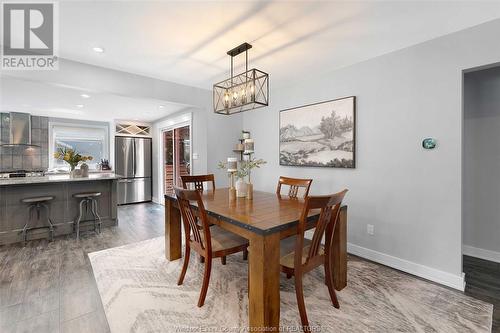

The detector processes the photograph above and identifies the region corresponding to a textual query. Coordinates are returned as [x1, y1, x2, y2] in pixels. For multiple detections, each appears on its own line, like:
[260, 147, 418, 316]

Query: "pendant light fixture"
[213, 42, 269, 115]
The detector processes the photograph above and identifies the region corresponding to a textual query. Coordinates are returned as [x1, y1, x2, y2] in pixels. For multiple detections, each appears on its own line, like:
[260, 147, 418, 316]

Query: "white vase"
[235, 179, 247, 197]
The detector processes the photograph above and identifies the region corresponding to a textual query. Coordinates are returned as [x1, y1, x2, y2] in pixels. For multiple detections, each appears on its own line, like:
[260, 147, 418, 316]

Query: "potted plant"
[218, 157, 266, 198]
[240, 158, 266, 199]
[53, 148, 93, 178]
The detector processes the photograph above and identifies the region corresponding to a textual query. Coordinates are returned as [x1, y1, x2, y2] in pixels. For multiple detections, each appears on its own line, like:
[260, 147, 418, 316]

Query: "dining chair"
[276, 176, 313, 198]
[175, 187, 249, 307]
[280, 189, 348, 331]
[181, 174, 222, 263]
[181, 174, 216, 193]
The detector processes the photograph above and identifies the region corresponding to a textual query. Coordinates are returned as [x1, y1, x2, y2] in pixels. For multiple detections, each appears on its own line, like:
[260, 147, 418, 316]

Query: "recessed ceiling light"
[76, 104, 84, 108]
[92, 47, 105, 53]
[158, 105, 165, 109]
[80, 94, 90, 98]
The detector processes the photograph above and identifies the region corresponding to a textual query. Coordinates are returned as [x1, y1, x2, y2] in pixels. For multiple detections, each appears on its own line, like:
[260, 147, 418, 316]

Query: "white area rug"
[89, 237, 492, 332]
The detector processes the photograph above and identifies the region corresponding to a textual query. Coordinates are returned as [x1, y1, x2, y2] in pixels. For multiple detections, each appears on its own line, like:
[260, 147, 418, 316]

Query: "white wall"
[152, 108, 206, 203]
[463, 66, 500, 263]
[206, 111, 244, 186]
[151, 106, 243, 203]
[242, 18, 500, 290]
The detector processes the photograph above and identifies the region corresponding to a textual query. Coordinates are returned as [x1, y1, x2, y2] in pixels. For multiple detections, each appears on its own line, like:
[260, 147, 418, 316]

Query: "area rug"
[89, 237, 492, 332]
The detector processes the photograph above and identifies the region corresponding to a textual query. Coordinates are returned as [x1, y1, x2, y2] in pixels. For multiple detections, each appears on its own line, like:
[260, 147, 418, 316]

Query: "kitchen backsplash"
[0, 113, 49, 172]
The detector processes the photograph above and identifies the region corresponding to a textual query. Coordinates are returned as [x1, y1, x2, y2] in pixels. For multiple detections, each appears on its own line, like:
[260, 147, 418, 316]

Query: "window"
[49, 122, 109, 170]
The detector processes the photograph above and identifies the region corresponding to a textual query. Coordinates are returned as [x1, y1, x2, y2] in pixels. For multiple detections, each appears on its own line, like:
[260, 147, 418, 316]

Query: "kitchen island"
[0, 173, 121, 245]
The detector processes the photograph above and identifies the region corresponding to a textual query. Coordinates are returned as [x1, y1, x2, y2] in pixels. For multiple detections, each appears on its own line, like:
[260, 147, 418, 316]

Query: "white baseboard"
[347, 243, 465, 291]
[152, 197, 162, 204]
[463, 245, 500, 264]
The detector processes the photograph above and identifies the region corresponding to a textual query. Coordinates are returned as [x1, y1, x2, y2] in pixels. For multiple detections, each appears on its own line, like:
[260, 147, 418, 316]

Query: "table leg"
[165, 199, 182, 261]
[332, 205, 348, 290]
[248, 232, 280, 331]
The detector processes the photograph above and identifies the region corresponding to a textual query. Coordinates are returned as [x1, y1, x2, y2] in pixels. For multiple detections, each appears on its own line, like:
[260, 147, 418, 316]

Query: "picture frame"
[279, 96, 356, 168]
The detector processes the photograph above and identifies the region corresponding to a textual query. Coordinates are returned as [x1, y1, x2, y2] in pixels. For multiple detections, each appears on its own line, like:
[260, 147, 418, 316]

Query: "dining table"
[164, 187, 348, 331]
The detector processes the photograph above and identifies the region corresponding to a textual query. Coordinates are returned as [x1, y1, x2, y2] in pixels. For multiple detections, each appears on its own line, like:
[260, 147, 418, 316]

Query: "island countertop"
[0, 173, 120, 245]
[0, 173, 122, 186]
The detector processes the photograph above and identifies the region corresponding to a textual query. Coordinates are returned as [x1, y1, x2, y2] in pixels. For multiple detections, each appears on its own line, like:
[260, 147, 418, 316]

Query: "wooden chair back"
[181, 174, 216, 193]
[296, 189, 348, 270]
[174, 187, 212, 254]
[276, 176, 313, 198]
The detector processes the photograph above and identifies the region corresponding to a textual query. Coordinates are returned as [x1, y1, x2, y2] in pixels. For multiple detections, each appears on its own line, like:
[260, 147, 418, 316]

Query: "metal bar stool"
[73, 192, 102, 240]
[21, 196, 55, 246]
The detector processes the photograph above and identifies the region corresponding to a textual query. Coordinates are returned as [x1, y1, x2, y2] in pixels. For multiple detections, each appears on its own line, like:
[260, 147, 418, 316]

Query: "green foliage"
[217, 158, 267, 180]
[53, 147, 93, 170]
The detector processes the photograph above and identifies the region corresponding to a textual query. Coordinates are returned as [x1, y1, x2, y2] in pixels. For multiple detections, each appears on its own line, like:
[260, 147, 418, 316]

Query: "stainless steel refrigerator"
[115, 137, 152, 204]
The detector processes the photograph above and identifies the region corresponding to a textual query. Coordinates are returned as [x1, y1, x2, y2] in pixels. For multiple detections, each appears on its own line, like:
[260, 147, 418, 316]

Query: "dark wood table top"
[165, 187, 320, 235]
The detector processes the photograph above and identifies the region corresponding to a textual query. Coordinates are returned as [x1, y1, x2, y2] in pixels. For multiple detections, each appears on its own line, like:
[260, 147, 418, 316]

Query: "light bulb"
[250, 84, 255, 101]
[232, 90, 238, 106]
[240, 87, 247, 104]
[224, 91, 230, 109]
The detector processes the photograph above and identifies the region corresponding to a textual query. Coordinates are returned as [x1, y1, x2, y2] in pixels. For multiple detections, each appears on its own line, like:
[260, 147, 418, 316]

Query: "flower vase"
[246, 182, 253, 200]
[69, 166, 76, 178]
[235, 179, 247, 198]
[228, 172, 236, 201]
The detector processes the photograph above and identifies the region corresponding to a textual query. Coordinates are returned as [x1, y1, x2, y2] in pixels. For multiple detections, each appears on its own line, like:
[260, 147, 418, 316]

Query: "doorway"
[162, 125, 191, 195]
[462, 64, 500, 331]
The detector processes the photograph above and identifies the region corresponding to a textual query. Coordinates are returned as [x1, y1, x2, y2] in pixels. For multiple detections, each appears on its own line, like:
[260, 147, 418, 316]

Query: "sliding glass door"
[163, 125, 191, 194]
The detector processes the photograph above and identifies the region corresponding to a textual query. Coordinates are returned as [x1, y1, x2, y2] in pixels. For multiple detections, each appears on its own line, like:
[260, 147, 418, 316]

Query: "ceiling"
[0, 76, 190, 122]
[57, 1, 500, 89]
[2, 1, 500, 122]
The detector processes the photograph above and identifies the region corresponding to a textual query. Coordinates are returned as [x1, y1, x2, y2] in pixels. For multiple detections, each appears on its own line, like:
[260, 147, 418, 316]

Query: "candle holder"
[244, 138, 254, 154]
[227, 157, 238, 201]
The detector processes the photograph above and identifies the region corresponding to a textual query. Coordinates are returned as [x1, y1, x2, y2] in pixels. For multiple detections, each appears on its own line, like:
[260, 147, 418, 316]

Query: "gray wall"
[0, 113, 49, 171]
[241, 18, 500, 286]
[463, 66, 500, 256]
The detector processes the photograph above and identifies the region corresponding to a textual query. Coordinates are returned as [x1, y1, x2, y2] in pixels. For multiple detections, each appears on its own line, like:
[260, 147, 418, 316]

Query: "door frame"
[157, 113, 192, 205]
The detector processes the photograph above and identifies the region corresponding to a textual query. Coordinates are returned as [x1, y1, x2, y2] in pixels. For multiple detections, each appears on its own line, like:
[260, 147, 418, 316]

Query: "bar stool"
[20, 196, 55, 246]
[73, 192, 102, 240]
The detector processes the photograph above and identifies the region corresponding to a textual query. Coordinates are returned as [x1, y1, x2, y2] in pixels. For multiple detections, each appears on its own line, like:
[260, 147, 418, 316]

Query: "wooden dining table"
[164, 188, 348, 331]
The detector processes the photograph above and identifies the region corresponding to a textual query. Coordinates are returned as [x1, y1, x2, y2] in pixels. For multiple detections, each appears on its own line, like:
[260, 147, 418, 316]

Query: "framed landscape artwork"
[279, 96, 356, 168]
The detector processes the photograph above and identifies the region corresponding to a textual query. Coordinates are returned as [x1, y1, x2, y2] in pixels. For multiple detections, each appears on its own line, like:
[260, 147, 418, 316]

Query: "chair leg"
[91, 199, 102, 234]
[294, 274, 310, 330]
[243, 249, 248, 260]
[75, 199, 85, 240]
[177, 245, 191, 285]
[324, 260, 340, 309]
[22, 205, 35, 247]
[41, 203, 55, 242]
[198, 256, 212, 307]
[221, 256, 226, 265]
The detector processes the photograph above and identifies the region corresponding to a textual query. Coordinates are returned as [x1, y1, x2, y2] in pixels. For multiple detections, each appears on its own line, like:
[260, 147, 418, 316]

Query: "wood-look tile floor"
[463, 255, 500, 332]
[2, 204, 498, 333]
[0, 202, 165, 333]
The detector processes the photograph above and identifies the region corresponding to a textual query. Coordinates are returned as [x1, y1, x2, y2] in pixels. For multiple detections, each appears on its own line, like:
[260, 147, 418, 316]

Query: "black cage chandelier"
[213, 42, 269, 115]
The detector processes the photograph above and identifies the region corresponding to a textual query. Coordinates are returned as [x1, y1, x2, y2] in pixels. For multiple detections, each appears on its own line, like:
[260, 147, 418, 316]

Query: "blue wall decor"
[422, 138, 437, 149]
